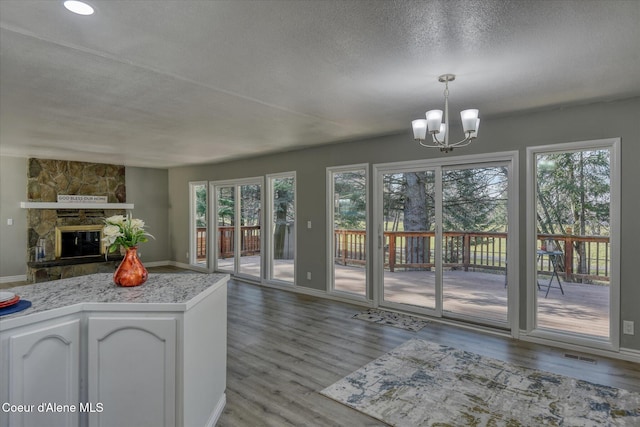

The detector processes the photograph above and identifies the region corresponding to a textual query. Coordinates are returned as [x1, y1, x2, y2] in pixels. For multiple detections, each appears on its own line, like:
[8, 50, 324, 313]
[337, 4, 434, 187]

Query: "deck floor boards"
[214, 257, 611, 337]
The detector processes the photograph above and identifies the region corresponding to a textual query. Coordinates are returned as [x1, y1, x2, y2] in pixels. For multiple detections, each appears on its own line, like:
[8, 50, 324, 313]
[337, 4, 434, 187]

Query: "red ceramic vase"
[113, 246, 148, 287]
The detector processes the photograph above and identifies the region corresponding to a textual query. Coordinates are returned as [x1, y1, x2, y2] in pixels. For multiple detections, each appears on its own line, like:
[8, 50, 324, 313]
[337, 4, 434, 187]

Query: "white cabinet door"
[8, 319, 81, 427]
[87, 317, 176, 427]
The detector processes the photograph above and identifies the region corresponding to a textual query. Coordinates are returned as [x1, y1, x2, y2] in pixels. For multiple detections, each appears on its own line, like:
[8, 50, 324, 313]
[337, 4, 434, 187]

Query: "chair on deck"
[537, 245, 565, 298]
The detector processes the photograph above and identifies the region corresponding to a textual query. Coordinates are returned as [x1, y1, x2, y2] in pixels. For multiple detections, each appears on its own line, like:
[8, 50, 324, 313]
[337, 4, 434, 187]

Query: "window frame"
[265, 171, 297, 286]
[326, 163, 370, 301]
[188, 180, 209, 272]
[525, 138, 621, 351]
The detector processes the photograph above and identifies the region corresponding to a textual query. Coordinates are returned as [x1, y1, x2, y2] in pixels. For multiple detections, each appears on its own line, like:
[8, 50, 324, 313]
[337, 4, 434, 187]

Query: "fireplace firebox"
[55, 225, 105, 259]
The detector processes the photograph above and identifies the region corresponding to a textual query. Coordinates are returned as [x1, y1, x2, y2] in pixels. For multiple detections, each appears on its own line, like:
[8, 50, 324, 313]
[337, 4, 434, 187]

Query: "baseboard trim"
[419, 315, 512, 339]
[143, 260, 172, 268]
[0, 274, 27, 283]
[169, 260, 191, 269]
[205, 393, 226, 427]
[619, 347, 640, 363]
[238, 278, 374, 308]
[166, 260, 212, 273]
[520, 334, 640, 363]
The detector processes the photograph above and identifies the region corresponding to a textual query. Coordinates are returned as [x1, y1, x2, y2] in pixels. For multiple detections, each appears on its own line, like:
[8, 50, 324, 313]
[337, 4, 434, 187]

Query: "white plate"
[0, 291, 16, 302]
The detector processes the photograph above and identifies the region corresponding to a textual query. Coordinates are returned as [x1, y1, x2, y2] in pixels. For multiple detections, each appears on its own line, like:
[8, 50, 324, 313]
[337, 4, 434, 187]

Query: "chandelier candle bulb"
[425, 110, 443, 133]
[412, 119, 427, 140]
[461, 109, 479, 133]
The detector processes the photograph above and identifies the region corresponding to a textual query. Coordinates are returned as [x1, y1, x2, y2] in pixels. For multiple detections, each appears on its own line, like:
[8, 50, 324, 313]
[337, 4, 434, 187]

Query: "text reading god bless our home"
[2, 402, 104, 413]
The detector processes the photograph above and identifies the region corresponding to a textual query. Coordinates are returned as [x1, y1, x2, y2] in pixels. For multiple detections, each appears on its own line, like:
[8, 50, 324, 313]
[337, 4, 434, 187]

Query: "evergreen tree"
[536, 149, 610, 280]
[334, 171, 366, 229]
[195, 185, 207, 227]
[217, 187, 234, 226]
[273, 177, 294, 259]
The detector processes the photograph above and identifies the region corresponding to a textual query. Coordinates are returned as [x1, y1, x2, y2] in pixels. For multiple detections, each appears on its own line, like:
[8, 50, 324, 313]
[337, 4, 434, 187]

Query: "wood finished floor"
[3, 266, 639, 425]
[221, 278, 640, 426]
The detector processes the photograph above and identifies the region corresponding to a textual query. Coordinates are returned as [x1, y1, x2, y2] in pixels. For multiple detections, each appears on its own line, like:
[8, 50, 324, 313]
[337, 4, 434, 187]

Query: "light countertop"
[0, 272, 228, 328]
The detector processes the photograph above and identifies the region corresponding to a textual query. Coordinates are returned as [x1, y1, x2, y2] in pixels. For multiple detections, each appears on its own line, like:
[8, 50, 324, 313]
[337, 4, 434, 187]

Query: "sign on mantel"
[57, 195, 108, 203]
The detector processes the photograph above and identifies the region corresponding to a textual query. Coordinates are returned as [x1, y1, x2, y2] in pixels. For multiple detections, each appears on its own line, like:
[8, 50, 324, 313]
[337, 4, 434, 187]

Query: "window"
[267, 172, 296, 284]
[327, 165, 368, 298]
[527, 138, 620, 350]
[189, 181, 208, 269]
[212, 178, 263, 280]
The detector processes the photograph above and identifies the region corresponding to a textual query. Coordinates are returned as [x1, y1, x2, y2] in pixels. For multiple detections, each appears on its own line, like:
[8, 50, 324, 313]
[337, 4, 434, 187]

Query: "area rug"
[321, 338, 640, 426]
[352, 309, 429, 332]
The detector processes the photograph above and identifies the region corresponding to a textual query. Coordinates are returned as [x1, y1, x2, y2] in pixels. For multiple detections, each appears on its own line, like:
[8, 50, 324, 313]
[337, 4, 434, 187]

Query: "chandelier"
[411, 74, 480, 153]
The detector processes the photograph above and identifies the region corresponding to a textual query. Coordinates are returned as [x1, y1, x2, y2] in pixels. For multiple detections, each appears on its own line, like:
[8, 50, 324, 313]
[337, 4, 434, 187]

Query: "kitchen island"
[0, 272, 228, 427]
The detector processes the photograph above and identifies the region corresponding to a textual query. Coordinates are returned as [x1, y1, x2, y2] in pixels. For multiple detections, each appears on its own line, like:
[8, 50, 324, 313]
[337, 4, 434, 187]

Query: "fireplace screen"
[55, 225, 105, 259]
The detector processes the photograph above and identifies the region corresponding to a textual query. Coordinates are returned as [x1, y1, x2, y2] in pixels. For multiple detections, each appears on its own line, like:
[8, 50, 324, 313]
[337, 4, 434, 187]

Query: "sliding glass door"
[380, 168, 437, 311]
[189, 181, 208, 269]
[238, 183, 262, 277]
[442, 164, 509, 325]
[267, 173, 296, 284]
[213, 178, 263, 281]
[375, 154, 516, 330]
[215, 185, 235, 272]
[328, 165, 368, 298]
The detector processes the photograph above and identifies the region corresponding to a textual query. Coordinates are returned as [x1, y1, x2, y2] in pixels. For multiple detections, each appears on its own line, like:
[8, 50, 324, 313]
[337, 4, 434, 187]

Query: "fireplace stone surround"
[26, 159, 128, 282]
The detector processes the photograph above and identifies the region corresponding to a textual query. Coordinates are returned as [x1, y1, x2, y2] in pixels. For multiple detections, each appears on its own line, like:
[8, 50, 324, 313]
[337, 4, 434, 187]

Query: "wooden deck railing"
[334, 229, 610, 283]
[196, 227, 207, 259]
[199, 226, 610, 283]
[217, 225, 261, 258]
[197, 226, 262, 259]
[382, 231, 507, 272]
[536, 232, 610, 282]
[334, 229, 367, 266]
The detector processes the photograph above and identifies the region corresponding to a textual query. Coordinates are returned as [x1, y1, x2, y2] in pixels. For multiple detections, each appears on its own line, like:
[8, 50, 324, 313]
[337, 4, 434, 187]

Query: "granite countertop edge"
[0, 272, 229, 330]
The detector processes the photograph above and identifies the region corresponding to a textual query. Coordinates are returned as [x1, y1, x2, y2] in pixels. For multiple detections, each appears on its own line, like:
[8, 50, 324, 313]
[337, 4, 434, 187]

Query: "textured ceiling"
[1, 0, 639, 168]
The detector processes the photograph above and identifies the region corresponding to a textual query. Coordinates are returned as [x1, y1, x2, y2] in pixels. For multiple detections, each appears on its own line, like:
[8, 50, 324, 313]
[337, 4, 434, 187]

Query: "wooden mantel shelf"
[20, 202, 134, 210]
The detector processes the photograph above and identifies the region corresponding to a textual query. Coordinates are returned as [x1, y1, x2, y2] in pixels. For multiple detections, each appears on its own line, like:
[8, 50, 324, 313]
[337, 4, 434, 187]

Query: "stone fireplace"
[26, 159, 128, 282]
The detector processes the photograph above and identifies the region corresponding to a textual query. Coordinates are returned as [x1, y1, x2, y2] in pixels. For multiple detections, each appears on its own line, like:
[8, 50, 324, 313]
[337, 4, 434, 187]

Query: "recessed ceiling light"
[63, 0, 94, 16]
